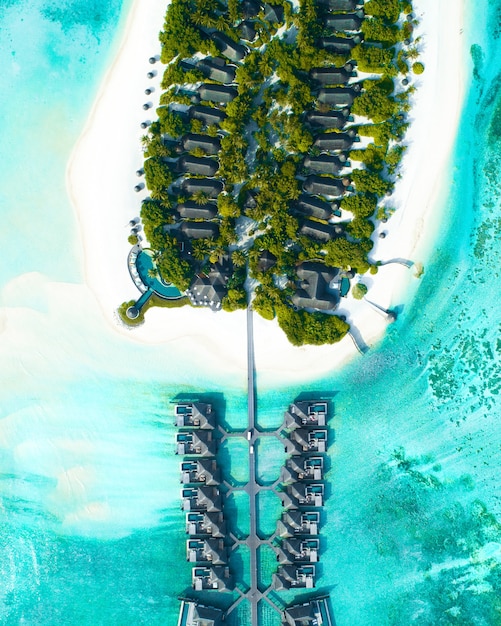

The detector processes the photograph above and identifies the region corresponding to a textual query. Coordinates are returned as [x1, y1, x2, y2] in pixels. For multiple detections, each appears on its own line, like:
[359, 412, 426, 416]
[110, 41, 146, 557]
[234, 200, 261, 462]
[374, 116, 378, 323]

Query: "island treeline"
[125, 0, 419, 346]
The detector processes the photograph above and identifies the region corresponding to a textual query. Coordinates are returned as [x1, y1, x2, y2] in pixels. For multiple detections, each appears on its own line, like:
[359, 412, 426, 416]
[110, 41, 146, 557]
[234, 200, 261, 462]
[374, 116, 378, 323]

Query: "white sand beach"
[67, 0, 469, 384]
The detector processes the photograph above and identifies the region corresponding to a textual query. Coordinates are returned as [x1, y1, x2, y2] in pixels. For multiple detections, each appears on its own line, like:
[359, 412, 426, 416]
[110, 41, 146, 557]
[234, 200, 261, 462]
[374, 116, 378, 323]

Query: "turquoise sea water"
[1, 0, 501, 624]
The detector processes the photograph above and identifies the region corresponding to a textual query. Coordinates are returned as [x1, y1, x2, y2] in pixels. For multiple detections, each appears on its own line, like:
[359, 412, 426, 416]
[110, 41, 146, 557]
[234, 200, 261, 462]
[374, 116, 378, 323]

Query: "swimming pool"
[135, 248, 183, 299]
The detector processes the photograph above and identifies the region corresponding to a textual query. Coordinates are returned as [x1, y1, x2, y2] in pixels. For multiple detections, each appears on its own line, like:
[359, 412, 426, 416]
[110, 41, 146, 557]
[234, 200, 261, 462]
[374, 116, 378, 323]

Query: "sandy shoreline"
[67, 0, 469, 384]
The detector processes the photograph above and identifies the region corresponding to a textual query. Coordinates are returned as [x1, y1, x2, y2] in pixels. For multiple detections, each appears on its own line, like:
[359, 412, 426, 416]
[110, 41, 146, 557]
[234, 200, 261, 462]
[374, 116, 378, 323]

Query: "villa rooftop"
[175, 402, 216, 429]
[186, 511, 227, 538]
[276, 510, 320, 538]
[180, 459, 221, 486]
[177, 600, 225, 626]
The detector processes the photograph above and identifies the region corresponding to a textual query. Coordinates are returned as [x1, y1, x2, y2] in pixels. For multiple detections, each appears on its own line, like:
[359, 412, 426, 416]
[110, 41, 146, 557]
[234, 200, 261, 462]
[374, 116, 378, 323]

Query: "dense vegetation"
[127, 0, 420, 345]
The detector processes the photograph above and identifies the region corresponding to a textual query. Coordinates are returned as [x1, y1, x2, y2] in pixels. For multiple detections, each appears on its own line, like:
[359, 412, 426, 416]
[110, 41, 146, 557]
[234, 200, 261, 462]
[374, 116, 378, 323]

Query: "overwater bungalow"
[277, 510, 320, 537]
[177, 600, 225, 626]
[181, 177, 224, 198]
[192, 566, 234, 591]
[181, 133, 221, 155]
[284, 401, 328, 429]
[291, 261, 339, 312]
[310, 66, 351, 85]
[181, 486, 222, 513]
[197, 57, 236, 84]
[211, 32, 248, 62]
[186, 538, 228, 565]
[180, 459, 221, 485]
[282, 597, 334, 626]
[319, 35, 360, 56]
[325, 13, 363, 31]
[273, 564, 316, 590]
[281, 456, 324, 483]
[198, 83, 238, 104]
[176, 201, 218, 221]
[281, 483, 325, 509]
[318, 86, 360, 107]
[176, 430, 216, 457]
[175, 402, 216, 429]
[276, 538, 320, 565]
[286, 428, 328, 454]
[186, 511, 227, 537]
[305, 109, 349, 129]
[189, 105, 227, 127]
[303, 154, 346, 176]
[303, 175, 349, 198]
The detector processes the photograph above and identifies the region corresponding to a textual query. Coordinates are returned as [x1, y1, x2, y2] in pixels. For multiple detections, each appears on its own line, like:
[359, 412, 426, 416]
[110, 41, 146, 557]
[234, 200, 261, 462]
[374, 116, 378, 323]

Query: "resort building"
[303, 175, 349, 197]
[176, 430, 216, 457]
[294, 194, 332, 221]
[310, 66, 351, 85]
[180, 221, 220, 240]
[303, 154, 346, 176]
[197, 57, 236, 84]
[284, 401, 328, 429]
[276, 511, 320, 537]
[176, 155, 219, 177]
[281, 483, 325, 509]
[176, 202, 218, 221]
[189, 105, 227, 127]
[319, 35, 360, 55]
[192, 566, 234, 591]
[275, 538, 320, 565]
[186, 257, 232, 311]
[181, 178, 224, 198]
[305, 109, 349, 129]
[273, 565, 316, 590]
[264, 2, 284, 23]
[186, 538, 228, 565]
[242, 0, 262, 18]
[181, 486, 222, 513]
[198, 83, 238, 104]
[185, 511, 227, 538]
[177, 600, 225, 626]
[239, 20, 257, 42]
[286, 428, 328, 454]
[281, 456, 324, 483]
[256, 250, 278, 272]
[325, 13, 363, 31]
[282, 597, 335, 626]
[211, 32, 248, 62]
[317, 86, 360, 107]
[291, 261, 339, 312]
[180, 459, 221, 486]
[175, 402, 216, 429]
[181, 133, 221, 155]
[298, 219, 337, 242]
[316, 0, 360, 9]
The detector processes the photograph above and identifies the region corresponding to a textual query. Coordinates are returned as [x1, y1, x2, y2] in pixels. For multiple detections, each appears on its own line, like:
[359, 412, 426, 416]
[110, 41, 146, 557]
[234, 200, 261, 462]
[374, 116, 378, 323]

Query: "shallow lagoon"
[1, 0, 501, 624]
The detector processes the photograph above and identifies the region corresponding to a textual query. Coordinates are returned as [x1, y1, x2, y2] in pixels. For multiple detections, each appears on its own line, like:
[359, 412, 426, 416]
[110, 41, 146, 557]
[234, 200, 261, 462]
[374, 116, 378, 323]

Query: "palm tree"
[147, 268, 158, 279]
[193, 191, 210, 205]
[232, 250, 247, 267]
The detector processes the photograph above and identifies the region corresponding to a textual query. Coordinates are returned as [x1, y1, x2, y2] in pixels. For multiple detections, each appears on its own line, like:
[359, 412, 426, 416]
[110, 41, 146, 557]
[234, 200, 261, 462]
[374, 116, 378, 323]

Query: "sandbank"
[67, 0, 469, 385]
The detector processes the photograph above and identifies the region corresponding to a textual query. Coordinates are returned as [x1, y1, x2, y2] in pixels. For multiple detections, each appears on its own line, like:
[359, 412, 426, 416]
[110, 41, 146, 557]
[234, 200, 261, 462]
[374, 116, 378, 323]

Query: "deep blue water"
[1, 0, 501, 624]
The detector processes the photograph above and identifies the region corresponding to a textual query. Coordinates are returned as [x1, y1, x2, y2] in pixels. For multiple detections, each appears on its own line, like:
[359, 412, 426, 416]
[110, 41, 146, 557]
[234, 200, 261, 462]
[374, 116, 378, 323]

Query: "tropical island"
[119, 0, 421, 346]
